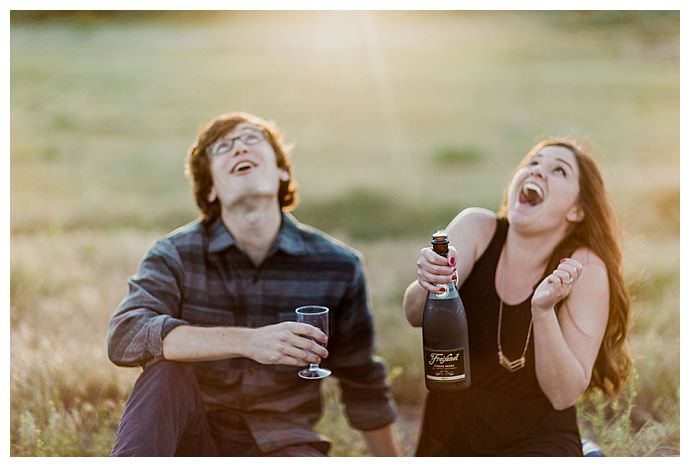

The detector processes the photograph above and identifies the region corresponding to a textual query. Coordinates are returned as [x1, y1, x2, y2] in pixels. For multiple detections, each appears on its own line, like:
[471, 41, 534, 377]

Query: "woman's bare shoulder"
[571, 247, 607, 270]
[570, 247, 609, 300]
[447, 207, 496, 236]
[447, 208, 497, 259]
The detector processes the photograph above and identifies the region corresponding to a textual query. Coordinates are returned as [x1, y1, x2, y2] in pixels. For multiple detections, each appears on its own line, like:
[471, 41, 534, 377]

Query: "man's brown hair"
[185, 112, 298, 221]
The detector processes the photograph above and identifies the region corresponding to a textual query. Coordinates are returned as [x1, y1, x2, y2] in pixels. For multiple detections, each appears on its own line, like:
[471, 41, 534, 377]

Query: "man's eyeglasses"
[206, 129, 267, 156]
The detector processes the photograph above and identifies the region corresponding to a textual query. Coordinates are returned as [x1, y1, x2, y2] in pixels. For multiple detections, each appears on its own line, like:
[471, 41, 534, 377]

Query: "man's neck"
[221, 199, 283, 267]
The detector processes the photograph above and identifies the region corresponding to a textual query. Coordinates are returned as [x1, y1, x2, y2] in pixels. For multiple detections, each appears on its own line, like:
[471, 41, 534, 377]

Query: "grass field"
[10, 11, 679, 456]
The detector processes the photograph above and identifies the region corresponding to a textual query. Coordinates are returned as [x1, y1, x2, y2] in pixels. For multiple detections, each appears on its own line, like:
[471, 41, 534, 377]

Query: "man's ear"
[208, 187, 217, 203]
[566, 204, 584, 223]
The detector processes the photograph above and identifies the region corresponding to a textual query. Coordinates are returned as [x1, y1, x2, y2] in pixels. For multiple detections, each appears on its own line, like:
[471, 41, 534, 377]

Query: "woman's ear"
[566, 204, 584, 223]
[279, 171, 290, 182]
[208, 187, 217, 203]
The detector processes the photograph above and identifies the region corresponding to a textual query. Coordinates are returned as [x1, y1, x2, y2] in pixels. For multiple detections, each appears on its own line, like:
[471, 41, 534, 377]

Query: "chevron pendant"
[498, 351, 526, 372]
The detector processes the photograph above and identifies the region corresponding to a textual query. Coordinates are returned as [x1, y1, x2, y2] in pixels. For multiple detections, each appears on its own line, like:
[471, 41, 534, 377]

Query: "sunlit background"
[10, 11, 679, 456]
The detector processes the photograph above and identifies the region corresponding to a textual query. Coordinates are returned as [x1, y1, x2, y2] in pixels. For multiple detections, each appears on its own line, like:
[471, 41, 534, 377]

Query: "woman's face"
[506, 145, 582, 233]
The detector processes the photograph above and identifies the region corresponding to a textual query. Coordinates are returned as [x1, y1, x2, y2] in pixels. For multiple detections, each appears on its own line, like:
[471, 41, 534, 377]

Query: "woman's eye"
[554, 167, 566, 176]
[528, 161, 538, 166]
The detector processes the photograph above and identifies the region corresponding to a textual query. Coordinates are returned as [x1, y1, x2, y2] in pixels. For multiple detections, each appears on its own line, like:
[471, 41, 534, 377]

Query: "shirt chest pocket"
[180, 303, 240, 385]
[181, 303, 236, 326]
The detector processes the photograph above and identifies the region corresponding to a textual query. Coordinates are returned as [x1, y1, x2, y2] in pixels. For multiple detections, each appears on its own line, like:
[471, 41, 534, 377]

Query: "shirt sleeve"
[328, 257, 398, 431]
[107, 238, 189, 368]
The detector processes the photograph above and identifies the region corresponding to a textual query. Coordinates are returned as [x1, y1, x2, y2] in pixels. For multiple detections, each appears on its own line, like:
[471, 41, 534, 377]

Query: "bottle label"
[424, 347, 466, 381]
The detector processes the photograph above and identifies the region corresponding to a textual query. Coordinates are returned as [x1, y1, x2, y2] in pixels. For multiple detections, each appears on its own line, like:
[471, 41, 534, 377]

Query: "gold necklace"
[496, 251, 534, 372]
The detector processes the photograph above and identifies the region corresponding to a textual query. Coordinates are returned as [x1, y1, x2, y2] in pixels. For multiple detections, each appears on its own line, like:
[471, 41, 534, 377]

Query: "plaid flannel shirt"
[107, 213, 397, 453]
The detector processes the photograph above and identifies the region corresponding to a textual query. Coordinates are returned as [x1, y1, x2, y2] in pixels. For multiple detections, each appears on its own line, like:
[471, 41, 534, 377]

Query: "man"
[107, 112, 400, 456]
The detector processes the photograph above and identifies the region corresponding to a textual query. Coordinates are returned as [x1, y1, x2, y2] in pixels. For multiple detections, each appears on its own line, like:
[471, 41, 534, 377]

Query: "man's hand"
[245, 322, 329, 366]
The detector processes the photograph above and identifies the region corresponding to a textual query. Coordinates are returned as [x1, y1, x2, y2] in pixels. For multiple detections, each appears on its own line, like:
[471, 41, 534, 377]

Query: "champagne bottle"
[422, 230, 471, 392]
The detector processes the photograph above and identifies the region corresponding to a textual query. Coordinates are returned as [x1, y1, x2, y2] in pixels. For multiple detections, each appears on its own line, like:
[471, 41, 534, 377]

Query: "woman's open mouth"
[519, 181, 544, 206]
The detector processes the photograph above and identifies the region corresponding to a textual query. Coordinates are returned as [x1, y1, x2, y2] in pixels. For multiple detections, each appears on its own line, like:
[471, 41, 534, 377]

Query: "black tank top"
[415, 218, 582, 456]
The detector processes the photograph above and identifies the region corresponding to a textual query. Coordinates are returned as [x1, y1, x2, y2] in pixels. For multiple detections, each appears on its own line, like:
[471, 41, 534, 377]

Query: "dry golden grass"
[10, 11, 679, 456]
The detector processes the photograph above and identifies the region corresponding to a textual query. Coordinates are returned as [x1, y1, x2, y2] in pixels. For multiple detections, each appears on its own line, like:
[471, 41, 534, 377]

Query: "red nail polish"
[560, 258, 567, 264]
[450, 257, 456, 266]
[452, 274, 458, 281]
[439, 286, 446, 293]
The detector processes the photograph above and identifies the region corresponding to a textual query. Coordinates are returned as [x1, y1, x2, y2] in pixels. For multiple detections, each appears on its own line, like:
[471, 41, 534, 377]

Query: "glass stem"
[308, 363, 319, 370]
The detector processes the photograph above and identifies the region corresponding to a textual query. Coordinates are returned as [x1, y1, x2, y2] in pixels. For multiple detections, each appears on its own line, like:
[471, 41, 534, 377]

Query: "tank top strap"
[472, 217, 509, 277]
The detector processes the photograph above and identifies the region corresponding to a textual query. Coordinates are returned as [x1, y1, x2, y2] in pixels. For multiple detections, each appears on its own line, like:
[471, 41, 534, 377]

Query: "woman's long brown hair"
[498, 139, 631, 395]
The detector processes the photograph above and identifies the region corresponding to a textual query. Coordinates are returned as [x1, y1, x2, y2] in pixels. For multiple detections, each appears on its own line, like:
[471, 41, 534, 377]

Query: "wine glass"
[295, 305, 331, 380]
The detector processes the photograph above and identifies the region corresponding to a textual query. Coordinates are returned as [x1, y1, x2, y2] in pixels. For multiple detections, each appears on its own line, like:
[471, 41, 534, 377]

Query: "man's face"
[206, 123, 285, 210]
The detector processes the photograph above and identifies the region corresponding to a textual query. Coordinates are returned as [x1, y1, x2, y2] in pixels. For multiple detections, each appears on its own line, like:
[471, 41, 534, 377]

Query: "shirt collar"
[207, 212, 306, 256]
[207, 217, 236, 253]
[275, 213, 307, 255]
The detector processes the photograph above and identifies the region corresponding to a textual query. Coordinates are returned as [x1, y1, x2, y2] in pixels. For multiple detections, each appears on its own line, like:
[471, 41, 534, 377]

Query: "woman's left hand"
[531, 258, 584, 314]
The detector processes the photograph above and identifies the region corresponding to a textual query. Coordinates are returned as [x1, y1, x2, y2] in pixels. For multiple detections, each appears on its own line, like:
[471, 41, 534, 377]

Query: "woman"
[403, 139, 631, 456]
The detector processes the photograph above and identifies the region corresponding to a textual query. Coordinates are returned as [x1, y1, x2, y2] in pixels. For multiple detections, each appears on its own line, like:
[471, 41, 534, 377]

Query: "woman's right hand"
[416, 246, 458, 294]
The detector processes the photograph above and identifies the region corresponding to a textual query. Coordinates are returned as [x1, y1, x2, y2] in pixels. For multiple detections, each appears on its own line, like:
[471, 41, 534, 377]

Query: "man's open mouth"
[519, 181, 544, 206]
[231, 160, 258, 175]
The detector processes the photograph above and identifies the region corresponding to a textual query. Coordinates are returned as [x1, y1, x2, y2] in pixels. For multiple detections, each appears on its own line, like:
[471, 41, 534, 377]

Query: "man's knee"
[135, 360, 199, 399]
[144, 360, 195, 379]
[113, 361, 207, 456]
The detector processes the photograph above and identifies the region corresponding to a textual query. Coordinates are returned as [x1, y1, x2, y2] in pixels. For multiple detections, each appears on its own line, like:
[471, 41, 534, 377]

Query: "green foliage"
[10, 11, 215, 26]
[297, 188, 459, 241]
[433, 145, 483, 167]
[578, 376, 637, 456]
[577, 369, 680, 456]
[555, 11, 679, 37]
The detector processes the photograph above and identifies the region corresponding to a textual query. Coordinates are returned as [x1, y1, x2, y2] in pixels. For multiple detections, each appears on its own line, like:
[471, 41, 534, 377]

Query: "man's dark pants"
[111, 361, 326, 457]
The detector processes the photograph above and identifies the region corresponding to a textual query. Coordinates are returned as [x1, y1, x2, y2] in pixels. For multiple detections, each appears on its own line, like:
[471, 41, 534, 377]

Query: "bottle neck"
[431, 280, 458, 300]
[430, 233, 454, 299]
